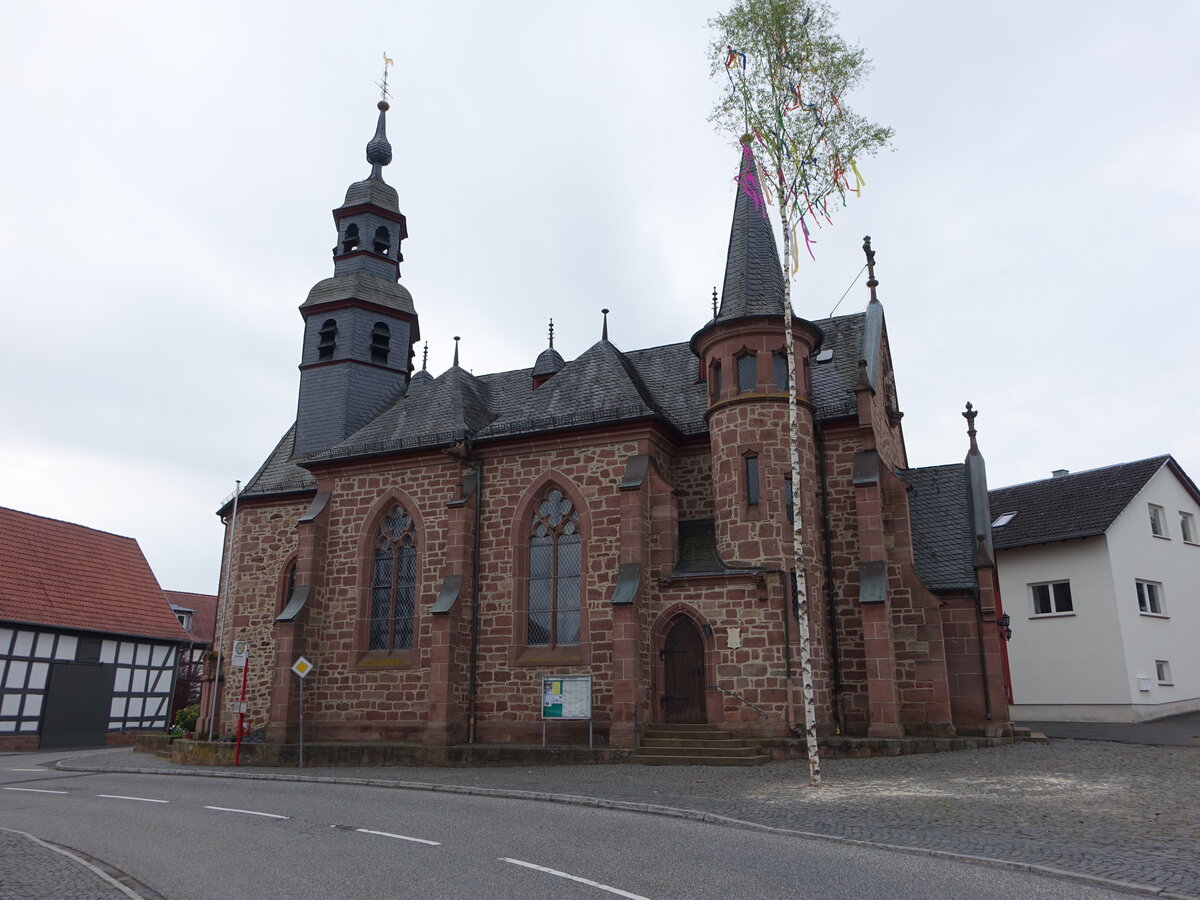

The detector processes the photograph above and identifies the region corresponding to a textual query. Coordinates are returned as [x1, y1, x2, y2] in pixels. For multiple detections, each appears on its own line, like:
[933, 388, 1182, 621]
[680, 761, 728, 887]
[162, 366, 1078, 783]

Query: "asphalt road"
[0, 751, 1138, 900]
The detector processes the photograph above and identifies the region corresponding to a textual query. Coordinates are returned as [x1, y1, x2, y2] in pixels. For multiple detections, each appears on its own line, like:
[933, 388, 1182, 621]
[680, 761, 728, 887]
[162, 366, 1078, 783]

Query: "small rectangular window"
[745, 455, 760, 505]
[1030, 581, 1073, 615]
[784, 476, 794, 525]
[1149, 504, 1167, 537]
[1136, 580, 1164, 615]
[1181, 512, 1196, 544]
[773, 351, 788, 391]
[1155, 660, 1173, 684]
[737, 353, 757, 392]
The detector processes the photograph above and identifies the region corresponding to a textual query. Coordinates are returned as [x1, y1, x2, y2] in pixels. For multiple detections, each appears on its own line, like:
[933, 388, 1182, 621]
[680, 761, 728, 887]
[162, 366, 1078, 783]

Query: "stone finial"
[601, 308, 610, 342]
[548, 318, 555, 349]
[863, 235, 879, 303]
[421, 341, 429, 372]
[453, 336, 461, 367]
[711, 286, 719, 319]
[963, 402, 980, 455]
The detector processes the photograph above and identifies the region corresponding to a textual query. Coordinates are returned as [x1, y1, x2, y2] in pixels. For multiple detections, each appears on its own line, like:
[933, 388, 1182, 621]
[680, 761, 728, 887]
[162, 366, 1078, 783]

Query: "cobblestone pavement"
[0, 828, 136, 899]
[60, 739, 1200, 898]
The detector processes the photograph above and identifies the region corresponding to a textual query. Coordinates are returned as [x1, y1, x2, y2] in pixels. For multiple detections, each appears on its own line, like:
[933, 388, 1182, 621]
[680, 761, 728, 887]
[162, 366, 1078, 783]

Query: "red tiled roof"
[164, 589, 218, 645]
[0, 506, 190, 642]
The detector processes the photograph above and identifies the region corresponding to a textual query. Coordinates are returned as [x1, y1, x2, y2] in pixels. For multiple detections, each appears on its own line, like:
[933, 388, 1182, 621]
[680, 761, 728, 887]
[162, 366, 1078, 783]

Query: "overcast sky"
[2, 1, 1197, 595]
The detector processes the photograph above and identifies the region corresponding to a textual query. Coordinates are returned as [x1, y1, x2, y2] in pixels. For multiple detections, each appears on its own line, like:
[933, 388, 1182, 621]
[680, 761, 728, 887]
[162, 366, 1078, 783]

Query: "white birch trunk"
[779, 202, 821, 786]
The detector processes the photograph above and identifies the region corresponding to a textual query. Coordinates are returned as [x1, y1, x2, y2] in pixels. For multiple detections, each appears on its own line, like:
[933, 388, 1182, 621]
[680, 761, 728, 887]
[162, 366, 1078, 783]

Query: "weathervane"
[378, 52, 394, 103]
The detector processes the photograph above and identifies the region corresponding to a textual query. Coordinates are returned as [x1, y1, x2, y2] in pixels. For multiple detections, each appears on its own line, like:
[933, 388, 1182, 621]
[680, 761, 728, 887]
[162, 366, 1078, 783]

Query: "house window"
[1136, 580, 1164, 615]
[174, 611, 193, 631]
[317, 319, 337, 361]
[736, 352, 757, 392]
[1156, 660, 1173, 685]
[370, 505, 418, 651]
[773, 350, 788, 391]
[370, 322, 390, 365]
[1030, 581, 1073, 615]
[1149, 504, 1167, 538]
[709, 359, 722, 402]
[1181, 512, 1196, 544]
[527, 488, 581, 647]
[744, 453, 760, 505]
[784, 475, 794, 525]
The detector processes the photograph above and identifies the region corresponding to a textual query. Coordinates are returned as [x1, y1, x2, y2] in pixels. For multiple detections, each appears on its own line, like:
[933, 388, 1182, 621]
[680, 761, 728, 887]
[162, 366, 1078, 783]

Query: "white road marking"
[97, 794, 169, 804]
[501, 858, 651, 900]
[204, 805, 289, 819]
[7, 768, 46, 772]
[0, 827, 143, 900]
[3, 787, 68, 794]
[355, 827, 440, 846]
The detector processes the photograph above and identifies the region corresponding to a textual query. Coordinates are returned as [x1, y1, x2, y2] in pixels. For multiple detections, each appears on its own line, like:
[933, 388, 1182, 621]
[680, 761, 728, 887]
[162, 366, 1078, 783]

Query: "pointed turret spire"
[453, 336, 461, 368]
[714, 143, 786, 321]
[421, 341, 429, 372]
[532, 318, 565, 388]
[601, 308, 610, 342]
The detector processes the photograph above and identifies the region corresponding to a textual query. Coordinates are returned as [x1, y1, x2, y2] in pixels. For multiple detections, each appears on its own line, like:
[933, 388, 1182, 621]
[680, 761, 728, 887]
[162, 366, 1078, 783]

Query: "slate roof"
[988, 456, 1180, 550]
[240, 310, 872, 498]
[899, 464, 977, 591]
[302, 271, 415, 315]
[716, 148, 787, 321]
[164, 589, 217, 645]
[0, 506, 191, 642]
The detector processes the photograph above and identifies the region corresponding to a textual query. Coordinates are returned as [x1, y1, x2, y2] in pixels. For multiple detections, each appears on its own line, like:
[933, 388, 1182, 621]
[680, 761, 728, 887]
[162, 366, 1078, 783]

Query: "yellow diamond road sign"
[291, 657, 313, 678]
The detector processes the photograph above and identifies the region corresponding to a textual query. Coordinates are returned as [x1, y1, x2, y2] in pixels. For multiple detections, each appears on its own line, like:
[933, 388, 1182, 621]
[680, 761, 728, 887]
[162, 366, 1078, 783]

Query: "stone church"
[210, 99, 1011, 752]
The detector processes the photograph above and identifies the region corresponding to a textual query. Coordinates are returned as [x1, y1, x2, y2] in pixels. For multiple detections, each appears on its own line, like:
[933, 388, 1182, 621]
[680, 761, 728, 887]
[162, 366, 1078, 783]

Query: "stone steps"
[634, 725, 770, 766]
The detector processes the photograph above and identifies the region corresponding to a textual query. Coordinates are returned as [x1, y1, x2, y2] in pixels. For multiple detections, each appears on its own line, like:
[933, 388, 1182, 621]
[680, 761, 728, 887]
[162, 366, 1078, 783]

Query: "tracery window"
[370, 505, 418, 652]
[527, 488, 581, 647]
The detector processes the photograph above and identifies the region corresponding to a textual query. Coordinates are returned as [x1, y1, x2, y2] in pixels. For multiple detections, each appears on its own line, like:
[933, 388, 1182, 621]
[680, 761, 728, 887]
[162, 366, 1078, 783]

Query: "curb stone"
[55, 759, 1185, 899]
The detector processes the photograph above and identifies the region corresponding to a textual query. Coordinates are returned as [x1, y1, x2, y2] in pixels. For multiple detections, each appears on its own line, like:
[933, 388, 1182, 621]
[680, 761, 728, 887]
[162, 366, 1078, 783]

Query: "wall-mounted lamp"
[999, 612, 1012, 642]
[702, 623, 714, 637]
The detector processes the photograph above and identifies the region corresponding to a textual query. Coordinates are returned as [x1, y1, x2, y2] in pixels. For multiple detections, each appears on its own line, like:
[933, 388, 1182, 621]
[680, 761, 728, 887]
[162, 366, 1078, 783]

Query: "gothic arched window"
[370, 505, 418, 652]
[527, 487, 581, 647]
[709, 359, 722, 403]
[342, 223, 360, 254]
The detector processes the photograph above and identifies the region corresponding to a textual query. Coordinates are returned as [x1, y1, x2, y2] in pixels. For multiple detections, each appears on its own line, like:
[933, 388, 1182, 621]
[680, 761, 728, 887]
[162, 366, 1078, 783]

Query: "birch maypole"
[709, 0, 892, 785]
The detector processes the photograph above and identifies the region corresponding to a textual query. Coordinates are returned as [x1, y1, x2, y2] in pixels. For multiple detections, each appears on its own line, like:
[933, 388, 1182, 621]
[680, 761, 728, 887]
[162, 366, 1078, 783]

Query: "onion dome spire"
[366, 100, 393, 181]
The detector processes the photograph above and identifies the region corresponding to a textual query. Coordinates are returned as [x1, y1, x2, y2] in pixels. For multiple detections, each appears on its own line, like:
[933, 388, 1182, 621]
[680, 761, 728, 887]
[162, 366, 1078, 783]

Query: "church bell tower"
[292, 98, 420, 458]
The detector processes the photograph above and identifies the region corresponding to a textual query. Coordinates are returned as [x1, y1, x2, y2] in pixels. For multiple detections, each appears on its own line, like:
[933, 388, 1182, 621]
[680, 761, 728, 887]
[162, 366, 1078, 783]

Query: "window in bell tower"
[317, 319, 338, 361]
[373, 226, 391, 256]
[371, 322, 391, 365]
[342, 224, 360, 254]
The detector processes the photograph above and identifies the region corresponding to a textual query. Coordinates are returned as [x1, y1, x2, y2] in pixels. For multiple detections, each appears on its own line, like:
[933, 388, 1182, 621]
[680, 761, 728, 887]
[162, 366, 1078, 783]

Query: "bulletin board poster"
[541, 675, 592, 720]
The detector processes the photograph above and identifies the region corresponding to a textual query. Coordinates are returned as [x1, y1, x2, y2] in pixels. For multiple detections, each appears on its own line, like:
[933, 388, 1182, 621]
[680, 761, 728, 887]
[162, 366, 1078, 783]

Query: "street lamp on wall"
[999, 613, 1012, 642]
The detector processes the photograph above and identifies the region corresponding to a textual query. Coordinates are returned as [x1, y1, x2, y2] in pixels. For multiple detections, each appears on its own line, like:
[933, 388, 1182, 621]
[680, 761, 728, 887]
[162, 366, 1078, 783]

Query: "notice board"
[541, 674, 592, 720]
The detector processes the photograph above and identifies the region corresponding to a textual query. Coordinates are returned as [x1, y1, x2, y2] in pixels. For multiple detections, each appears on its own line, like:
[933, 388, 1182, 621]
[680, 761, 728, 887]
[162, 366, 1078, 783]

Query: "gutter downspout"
[972, 582, 994, 722]
[466, 457, 484, 743]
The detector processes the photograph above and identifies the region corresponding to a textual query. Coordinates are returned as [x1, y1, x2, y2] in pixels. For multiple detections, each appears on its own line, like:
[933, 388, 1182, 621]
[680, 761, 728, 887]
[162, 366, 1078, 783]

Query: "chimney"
[1052, 469, 1069, 478]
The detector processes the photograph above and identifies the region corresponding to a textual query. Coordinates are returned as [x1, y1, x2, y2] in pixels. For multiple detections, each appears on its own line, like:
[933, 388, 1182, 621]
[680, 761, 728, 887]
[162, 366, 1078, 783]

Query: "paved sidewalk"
[0, 828, 139, 900]
[1018, 711, 1200, 747]
[56, 738, 1200, 899]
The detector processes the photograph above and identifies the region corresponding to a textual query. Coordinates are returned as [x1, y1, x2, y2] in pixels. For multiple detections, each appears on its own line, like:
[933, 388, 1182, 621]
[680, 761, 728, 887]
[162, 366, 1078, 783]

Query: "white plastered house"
[989, 455, 1200, 722]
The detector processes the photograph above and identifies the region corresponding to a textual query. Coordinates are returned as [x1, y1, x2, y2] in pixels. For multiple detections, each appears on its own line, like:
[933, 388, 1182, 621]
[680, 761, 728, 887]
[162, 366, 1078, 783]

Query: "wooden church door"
[661, 618, 706, 723]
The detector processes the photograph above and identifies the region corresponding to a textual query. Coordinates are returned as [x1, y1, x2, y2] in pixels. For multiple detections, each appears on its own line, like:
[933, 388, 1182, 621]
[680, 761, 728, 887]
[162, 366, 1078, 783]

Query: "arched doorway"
[661, 617, 706, 723]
